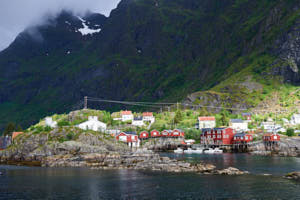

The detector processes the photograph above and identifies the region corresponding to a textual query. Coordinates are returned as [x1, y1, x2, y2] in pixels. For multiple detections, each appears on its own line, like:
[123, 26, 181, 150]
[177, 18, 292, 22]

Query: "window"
[245, 136, 248, 140]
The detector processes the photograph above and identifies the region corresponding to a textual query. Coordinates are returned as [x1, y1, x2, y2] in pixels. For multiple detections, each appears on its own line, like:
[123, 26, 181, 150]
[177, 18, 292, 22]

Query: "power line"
[84, 96, 286, 113]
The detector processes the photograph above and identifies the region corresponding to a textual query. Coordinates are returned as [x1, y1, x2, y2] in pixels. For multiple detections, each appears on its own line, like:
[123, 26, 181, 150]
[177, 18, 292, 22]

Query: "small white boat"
[204, 148, 215, 154]
[174, 148, 184, 153]
[184, 148, 194, 154]
[204, 148, 223, 154]
[193, 148, 204, 154]
[214, 148, 223, 154]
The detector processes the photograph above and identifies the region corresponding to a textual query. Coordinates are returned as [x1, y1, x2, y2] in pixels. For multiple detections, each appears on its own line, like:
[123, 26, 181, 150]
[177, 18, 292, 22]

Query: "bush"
[32, 126, 44, 135]
[44, 126, 52, 132]
[58, 121, 70, 127]
[286, 128, 295, 137]
[66, 133, 74, 140]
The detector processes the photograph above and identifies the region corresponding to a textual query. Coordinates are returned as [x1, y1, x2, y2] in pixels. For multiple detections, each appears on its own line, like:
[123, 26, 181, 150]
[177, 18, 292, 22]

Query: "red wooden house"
[116, 132, 139, 143]
[233, 133, 253, 144]
[201, 127, 236, 145]
[161, 130, 172, 137]
[139, 131, 149, 139]
[151, 130, 161, 137]
[263, 133, 280, 142]
[172, 129, 185, 137]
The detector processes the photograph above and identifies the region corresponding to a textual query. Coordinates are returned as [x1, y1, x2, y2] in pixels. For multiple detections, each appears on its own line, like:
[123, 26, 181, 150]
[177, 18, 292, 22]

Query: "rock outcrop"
[215, 167, 249, 175]
[284, 172, 300, 180]
[249, 138, 300, 157]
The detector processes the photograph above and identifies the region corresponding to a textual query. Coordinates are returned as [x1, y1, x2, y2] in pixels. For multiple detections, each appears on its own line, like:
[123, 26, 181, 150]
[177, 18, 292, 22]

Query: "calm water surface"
[1, 154, 300, 200]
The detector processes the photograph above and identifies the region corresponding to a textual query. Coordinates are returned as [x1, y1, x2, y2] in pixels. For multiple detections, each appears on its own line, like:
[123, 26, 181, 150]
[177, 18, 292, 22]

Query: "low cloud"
[0, 0, 121, 51]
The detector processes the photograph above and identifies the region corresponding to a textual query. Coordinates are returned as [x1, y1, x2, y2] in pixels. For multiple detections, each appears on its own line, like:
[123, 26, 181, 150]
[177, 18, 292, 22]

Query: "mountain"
[1, 0, 300, 130]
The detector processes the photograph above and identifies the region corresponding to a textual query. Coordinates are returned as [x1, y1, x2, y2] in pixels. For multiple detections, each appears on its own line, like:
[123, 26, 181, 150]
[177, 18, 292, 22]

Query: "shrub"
[58, 121, 70, 127]
[66, 133, 74, 140]
[286, 128, 295, 137]
[44, 126, 52, 132]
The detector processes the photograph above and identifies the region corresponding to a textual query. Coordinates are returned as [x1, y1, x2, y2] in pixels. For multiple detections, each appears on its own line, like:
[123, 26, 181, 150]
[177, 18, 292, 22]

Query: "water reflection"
[1, 158, 300, 199]
[162, 153, 300, 175]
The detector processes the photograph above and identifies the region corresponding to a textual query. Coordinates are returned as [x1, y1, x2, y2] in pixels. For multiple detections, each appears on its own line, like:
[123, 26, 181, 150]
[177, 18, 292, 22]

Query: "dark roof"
[201, 128, 212, 132]
[174, 129, 183, 132]
[125, 131, 137, 135]
[134, 116, 143, 121]
[230, 119, 244, 123]
[214, 127, 227, 130]
[242, 113, 252, 116]
[234, 133, 247, 137]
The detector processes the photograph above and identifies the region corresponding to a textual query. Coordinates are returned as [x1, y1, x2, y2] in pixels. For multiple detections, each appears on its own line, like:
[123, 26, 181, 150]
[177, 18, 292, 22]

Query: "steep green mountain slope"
[1, 0, 300, 131]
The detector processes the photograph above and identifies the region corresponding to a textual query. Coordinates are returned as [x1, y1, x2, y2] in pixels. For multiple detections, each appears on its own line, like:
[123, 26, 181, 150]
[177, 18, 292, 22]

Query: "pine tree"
[3, 123, 16, 136]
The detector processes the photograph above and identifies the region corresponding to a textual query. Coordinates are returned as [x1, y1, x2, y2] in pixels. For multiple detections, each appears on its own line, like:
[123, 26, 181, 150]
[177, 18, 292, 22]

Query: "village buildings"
[263, 133, 280, 142]
[233, 132, 253, 144]
[116, 131, 140, 147]
[78, 116, 107, 132]
[132, 116, 145, 127]
[198, 117, 216, 129]
[290, 114, 300, 125]
[242, 113, 252, 121]
[201, 127, 236, 145]
[229, 119, 248, 131]
[121, 110, 134, 122]
[142, 112, 155, 124]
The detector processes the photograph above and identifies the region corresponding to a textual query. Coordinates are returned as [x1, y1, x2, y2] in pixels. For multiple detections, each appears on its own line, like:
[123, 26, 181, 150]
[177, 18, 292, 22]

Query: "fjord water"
[1, 154, 300, 200]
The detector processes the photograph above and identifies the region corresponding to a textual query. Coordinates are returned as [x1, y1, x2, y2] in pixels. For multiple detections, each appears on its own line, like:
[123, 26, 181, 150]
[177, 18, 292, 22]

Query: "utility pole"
[84, 96, 88, 109]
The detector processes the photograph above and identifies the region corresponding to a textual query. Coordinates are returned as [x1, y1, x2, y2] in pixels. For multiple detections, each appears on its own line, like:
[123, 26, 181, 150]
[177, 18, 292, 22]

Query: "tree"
[3, 123, 16, 136]
[286, 128, 295, 137]
[174, 110, 183, 124]
[220, 110, 229, 126]
[16, 125, 23, 132]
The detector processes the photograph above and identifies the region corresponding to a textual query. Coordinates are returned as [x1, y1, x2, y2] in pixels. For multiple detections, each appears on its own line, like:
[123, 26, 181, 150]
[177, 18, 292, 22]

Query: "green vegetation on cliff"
[1, 0, 300, 132]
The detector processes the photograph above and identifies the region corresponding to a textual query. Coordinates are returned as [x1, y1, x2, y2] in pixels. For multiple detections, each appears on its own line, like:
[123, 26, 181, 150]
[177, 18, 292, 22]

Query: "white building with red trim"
[121, 110, 134, 122]
[142, 112, 155, 124]
[198, 116, 216, 129]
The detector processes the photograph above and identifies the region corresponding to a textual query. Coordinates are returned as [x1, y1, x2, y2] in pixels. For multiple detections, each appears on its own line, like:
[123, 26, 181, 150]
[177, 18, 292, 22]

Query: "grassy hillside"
[1, 0, 300, 132]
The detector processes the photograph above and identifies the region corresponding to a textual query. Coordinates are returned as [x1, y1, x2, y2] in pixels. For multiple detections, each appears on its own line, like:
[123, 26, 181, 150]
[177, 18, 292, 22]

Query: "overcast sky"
[0, 0, 121, 51]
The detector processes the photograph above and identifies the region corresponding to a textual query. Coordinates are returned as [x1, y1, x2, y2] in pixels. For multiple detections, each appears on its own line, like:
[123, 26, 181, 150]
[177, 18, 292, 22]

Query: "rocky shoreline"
[0, 130, 249, 175]
[0, 149, 249, 175]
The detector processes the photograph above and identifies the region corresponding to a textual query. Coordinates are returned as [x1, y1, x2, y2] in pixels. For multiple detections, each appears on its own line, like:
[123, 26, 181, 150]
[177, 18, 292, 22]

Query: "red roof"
[198, 117, 215, 121]
[121, 110, 132, 115]
[12, 132, 24, 140]
[143, 112, 153, 117]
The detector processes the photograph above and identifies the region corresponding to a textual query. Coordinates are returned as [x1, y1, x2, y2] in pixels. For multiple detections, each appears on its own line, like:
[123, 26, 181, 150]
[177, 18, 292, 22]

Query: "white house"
[78, 116, 107, 132]
[143, 112, 155, 124]
[198, 117, 216, 129]
[121, 110, 134, 122]
[291, 114, 300, 125]
[132, 116, 144, 127]
[282, 118, 290, 125]
[260, 121, 276, 132]
[229, 119, 248, 131]
[45, 117, 57, 128]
